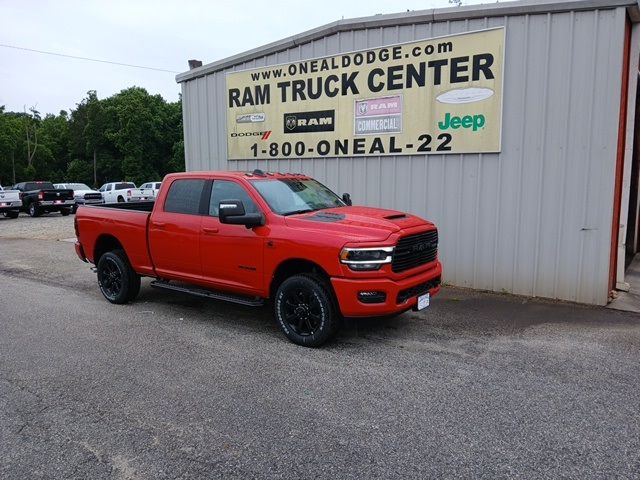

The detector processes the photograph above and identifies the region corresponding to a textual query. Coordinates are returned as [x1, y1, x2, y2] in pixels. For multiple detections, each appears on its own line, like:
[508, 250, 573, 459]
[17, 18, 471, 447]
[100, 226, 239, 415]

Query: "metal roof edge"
[176, 0, 638, 83]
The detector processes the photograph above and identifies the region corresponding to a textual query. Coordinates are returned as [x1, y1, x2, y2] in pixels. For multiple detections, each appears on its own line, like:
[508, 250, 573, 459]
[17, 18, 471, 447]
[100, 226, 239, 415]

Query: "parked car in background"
[140, 181, 162, 198]
[0, 185, 22, 218]
[98, 182, 155, 203]
[13, 181, 74, 217]
[54, 183, 103, 213]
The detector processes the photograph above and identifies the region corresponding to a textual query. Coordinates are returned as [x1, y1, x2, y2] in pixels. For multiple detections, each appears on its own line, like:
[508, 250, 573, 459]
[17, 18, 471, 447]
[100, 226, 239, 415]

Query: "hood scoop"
[307, 211, 346, 223]
[384, 213, 407, 220]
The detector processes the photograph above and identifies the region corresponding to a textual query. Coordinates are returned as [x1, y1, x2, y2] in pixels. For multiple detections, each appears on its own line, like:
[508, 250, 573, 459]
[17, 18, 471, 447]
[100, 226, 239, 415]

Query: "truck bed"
[77, 202, 155, 276]
[89, 201, 155, 212]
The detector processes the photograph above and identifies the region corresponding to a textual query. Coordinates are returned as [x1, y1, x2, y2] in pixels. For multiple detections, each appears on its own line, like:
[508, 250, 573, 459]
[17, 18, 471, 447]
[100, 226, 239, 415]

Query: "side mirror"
[342, 193, 352, 206]
[218, 199, 264, 228]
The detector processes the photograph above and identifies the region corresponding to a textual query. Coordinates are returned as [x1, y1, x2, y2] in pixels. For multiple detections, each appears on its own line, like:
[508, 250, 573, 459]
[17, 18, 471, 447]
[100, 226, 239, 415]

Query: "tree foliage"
[0, 88, 184, 187]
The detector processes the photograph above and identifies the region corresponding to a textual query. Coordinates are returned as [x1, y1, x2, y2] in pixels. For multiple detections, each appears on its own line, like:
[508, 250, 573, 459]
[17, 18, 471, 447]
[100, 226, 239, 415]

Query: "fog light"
[357, 291, 387, 304]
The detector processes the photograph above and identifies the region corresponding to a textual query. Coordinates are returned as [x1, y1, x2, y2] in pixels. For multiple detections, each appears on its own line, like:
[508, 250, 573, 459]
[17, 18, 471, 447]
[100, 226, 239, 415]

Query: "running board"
[150, 280, 264, 307]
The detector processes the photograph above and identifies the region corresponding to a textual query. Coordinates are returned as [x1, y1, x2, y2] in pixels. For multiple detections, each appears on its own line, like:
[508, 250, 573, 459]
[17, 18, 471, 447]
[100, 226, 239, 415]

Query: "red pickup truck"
[75, 170, 442, 346]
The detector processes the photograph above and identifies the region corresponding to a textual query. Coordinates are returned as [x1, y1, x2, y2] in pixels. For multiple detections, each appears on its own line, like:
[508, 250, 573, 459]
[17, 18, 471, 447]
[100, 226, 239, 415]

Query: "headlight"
[339, 247, 394, 271]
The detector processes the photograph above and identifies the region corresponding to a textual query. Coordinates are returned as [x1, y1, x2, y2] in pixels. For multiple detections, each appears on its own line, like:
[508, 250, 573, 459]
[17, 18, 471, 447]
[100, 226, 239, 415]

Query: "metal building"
[176, 0, 640, 305]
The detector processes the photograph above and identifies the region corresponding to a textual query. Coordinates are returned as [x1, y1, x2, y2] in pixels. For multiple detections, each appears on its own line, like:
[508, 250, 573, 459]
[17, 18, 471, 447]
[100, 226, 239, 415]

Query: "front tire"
[60, 208, 71, 216]
[274, 274, 339, 347]
[97, 249, 139, 304]
[5, 210, 19, 219]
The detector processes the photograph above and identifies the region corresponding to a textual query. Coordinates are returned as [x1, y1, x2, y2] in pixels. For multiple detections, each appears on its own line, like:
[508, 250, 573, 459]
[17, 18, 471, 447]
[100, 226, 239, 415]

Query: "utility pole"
[93, 149, 97, 186]
[11, 150, 15, 184]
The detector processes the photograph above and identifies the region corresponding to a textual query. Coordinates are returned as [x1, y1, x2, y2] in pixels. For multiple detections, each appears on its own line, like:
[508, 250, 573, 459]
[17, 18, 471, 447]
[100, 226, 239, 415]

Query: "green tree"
[0, 107, 23, 185]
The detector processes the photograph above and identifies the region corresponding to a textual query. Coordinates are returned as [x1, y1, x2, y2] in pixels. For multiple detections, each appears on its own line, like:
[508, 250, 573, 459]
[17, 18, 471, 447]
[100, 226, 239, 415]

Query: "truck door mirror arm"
[342, 193, 352, 206]
[218, 199, 265, 228]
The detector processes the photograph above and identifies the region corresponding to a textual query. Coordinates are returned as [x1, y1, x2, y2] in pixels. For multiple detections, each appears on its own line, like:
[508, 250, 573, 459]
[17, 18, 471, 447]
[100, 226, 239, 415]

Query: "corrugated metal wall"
[181, 7, 627, 305]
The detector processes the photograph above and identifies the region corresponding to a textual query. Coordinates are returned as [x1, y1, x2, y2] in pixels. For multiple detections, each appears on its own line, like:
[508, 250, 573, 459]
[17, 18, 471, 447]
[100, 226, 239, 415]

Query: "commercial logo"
[230, 131, 272, 140]
[438, 113, 486, 132]
[354, 96, 403, 135]
[283, 110, 335, 134]
[236, 113, 266, 123]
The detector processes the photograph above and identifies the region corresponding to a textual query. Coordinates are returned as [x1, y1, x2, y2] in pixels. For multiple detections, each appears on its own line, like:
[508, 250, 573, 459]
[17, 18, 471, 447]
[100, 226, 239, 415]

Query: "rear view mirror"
[342, 193, 352, 206]
[219, 199, 264, 228]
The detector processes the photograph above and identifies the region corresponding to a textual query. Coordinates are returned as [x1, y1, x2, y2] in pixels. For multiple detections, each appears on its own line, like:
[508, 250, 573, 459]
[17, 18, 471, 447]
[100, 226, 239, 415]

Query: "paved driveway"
[0, 216, 638, 479]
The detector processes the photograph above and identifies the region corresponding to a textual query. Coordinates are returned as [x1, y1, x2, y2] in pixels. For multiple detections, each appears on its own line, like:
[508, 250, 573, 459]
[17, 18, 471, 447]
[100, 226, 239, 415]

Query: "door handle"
[203, 227, 219, 234]
[152, 221, 166, 228]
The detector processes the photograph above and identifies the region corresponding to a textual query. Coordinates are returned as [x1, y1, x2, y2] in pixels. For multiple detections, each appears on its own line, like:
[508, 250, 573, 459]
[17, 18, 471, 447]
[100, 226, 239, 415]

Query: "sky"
[0, 0, 488, 116]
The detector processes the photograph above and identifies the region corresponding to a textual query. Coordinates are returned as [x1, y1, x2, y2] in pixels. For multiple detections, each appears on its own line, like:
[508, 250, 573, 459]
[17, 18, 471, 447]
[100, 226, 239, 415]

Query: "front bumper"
[76, 198, 103, 205]
[331, 261, 442, 317]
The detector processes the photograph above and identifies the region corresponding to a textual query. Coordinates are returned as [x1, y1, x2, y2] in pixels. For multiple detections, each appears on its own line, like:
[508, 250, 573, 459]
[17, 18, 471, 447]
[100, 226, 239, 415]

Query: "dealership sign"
[225, 27, 504, 159]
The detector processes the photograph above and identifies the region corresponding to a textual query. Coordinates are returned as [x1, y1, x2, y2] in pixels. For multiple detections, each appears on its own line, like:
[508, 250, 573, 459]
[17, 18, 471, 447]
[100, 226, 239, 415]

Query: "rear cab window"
[164, 179, 208, 215]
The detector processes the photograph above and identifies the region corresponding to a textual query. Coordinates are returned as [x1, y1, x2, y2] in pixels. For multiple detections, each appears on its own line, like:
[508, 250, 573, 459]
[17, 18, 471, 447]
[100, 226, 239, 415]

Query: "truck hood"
[283, 206, 433, 242]
[73, 189, 99, 196]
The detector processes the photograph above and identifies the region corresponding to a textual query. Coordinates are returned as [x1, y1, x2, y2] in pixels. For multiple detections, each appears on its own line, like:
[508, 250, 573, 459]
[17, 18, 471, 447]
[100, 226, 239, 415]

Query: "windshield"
[252, 178, 345, 215]
[69, 183, 91, 190]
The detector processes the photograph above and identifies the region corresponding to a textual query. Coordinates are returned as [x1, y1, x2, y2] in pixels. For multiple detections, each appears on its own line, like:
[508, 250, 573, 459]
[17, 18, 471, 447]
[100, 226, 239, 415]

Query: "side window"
[164, 179, 207, 215]
[209, 180, 258, 217]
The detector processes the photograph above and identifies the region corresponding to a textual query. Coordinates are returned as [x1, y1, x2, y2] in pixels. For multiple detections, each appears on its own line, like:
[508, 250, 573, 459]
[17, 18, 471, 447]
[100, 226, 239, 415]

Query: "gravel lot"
[0, 215, 639, 479]
[0, 211, 75, 241]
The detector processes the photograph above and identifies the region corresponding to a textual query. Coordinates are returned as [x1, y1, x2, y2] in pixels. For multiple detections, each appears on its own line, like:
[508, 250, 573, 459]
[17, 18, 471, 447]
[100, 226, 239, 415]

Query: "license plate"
[0, 203, 6, 207]
[55, 200, 62, 204]
[417, 292, 430, 310]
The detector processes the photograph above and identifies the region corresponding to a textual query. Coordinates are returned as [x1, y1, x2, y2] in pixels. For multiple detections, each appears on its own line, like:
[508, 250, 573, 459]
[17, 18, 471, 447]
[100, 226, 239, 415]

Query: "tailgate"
[41, 189, 73, 201]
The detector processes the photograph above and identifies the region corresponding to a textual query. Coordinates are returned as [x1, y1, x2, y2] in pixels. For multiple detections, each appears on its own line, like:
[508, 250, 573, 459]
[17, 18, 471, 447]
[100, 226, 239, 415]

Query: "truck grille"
[84, 193, 102, 200]
[392, 230, 438, 273]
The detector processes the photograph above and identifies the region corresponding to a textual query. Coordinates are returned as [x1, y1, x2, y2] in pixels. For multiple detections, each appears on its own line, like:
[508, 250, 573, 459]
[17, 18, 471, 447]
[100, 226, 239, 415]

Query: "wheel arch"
[94, 234, 125, 264]
[269, 258, 342, 316]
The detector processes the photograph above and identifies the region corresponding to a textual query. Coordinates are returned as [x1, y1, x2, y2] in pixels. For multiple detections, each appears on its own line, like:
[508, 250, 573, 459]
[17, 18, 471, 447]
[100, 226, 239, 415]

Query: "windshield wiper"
[282, 208, 314, 216]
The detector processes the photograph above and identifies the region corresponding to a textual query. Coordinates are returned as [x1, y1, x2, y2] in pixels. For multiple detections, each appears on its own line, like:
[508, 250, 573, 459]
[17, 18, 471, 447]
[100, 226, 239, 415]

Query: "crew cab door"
[148, 178, 208, 281]
[200, 179, 265, 294]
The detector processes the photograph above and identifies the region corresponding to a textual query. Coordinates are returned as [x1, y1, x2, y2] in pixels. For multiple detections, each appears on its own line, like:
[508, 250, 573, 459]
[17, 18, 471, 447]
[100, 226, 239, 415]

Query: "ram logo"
[283, 110, 335, 134]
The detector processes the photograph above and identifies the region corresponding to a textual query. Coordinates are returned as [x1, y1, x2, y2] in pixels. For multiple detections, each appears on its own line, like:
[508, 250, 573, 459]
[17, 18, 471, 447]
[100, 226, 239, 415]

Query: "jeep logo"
[438, 113, 485, 132]
[283, 110, 335, 134]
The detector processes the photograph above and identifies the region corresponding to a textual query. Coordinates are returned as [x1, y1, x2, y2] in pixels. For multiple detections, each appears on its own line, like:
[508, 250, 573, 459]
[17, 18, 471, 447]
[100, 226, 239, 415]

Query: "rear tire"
[117, 196, 124, 203]
[5, 211, 19, 219]
[97, 249, 140, 304]
[60, 208, 71, 216]
[274, 274, 339, 347]
[28, 202, 41, 217]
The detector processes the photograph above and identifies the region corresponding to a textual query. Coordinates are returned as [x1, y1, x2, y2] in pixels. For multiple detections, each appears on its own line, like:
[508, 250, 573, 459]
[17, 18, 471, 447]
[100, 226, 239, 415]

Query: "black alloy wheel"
[97, 249, 139, 304]
[274, 274, 339, 347]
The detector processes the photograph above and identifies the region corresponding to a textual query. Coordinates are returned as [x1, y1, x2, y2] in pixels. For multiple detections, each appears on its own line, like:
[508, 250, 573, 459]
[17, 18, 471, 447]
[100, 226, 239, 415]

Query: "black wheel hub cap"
[282, 288, 322, 336]
[100, 259, 122, 299]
